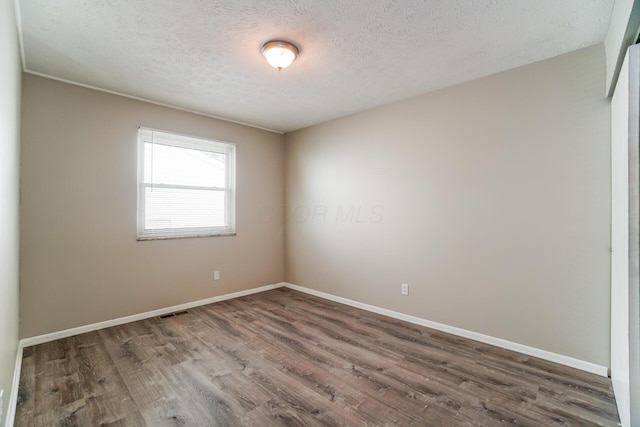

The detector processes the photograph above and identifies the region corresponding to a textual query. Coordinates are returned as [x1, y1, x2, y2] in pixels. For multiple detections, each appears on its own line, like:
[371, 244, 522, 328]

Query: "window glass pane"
[144, 143, 226, 188]
[144, 187, 226, 230]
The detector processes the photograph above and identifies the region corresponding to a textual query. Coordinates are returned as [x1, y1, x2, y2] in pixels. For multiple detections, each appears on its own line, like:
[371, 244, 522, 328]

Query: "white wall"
[0, 0, 21, 423]
[20, 75, 285, 338]
[605, 0, 635, 93]
[610, 43, 640, 427]
[605, 0, 640, 96]
[286, 45, 611, 366]
[611, 45, 631, 427]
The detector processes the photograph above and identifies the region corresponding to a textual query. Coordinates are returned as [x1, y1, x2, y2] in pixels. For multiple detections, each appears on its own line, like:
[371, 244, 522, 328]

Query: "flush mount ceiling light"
[261, 40, 299, 70]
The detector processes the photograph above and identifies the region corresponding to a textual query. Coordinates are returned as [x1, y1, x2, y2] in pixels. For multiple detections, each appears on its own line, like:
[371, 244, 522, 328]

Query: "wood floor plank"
[32, 338, 83, 421]
[14, 348, 35, 427]
[15, 288, 620, 426]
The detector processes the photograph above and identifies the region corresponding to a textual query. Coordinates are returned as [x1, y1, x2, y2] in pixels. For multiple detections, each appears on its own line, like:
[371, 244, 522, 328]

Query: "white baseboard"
[20, 283, 285, 348]
[283, 283, 609, 377]
[5, 342, 23, 427]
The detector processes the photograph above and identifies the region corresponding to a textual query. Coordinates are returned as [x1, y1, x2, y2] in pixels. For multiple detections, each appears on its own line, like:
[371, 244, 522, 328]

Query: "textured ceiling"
[18, 0, 614, 133]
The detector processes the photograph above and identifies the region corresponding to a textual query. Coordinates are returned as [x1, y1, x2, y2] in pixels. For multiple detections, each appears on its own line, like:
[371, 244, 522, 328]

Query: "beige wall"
[0, 0, 21, 420]
[20, 75, 285, 338]
[286, 45, 611, 366]
[18, 39, 611, 368]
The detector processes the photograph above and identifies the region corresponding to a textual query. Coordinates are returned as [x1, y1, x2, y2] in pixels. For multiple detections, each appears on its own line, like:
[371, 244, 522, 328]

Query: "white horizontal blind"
[137, 128, 236, 239]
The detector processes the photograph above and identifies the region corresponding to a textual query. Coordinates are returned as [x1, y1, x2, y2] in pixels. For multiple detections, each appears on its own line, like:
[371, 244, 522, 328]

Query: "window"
[137, 128, 236, 240]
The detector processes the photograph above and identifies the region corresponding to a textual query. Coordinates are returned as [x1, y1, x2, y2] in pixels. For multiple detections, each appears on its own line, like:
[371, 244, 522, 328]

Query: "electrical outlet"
[401, 283, 409, 296]
[214, 271, 220, 281]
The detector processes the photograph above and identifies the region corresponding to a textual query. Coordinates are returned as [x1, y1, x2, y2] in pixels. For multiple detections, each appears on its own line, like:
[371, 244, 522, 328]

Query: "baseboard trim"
[20, 283, 286, 348]
[5, 342, 24, 427]
[283, 283, 609, 377]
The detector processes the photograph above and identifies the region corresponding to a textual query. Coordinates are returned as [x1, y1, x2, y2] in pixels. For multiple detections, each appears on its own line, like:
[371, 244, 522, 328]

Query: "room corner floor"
[15, 288, 619, 426]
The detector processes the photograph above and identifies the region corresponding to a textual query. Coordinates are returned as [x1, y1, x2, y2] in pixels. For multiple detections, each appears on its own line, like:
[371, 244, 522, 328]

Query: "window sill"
[137, 232, 237, 241]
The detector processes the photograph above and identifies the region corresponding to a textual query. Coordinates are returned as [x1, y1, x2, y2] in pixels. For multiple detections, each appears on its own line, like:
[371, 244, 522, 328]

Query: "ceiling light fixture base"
[261, 40, 299, 70]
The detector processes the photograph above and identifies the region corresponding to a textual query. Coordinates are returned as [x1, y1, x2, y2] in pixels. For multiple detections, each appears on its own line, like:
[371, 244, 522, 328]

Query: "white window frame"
[137, 127, 236, 240]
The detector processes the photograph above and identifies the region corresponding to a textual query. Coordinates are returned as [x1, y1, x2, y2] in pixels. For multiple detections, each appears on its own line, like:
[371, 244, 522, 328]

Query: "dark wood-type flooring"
[15, 288, 620, 426]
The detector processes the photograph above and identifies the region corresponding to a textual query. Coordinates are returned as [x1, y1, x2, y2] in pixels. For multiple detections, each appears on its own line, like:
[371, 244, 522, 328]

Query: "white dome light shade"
[261, 41, 299, 70]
